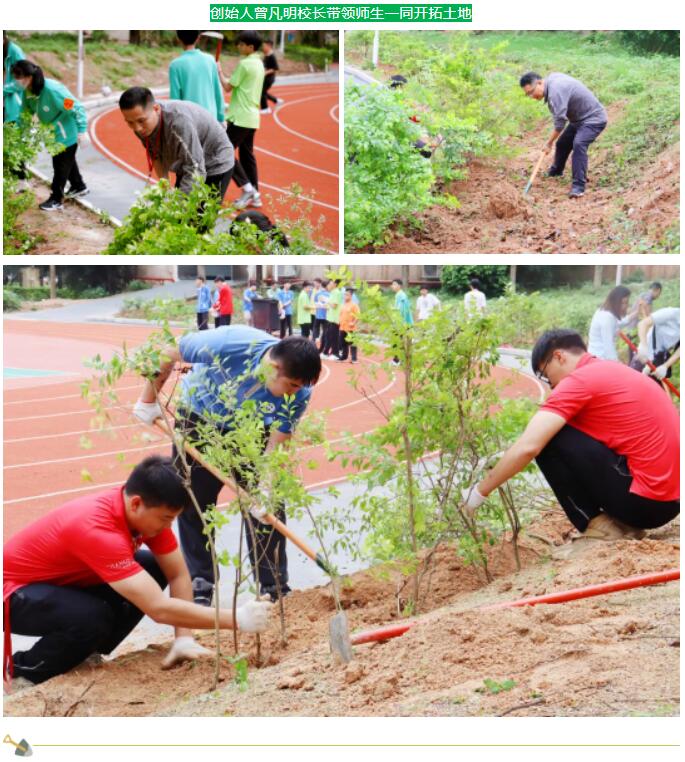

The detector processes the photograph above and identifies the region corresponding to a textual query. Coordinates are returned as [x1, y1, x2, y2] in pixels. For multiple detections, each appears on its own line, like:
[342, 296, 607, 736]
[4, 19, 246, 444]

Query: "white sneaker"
[260, 108, 272, 114]
[250, 192, 263, 208]
[234, 189, 255, 210]
[276, 98, 285, 104]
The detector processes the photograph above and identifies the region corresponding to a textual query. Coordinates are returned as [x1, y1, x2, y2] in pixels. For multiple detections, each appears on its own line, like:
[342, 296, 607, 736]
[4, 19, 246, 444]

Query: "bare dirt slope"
[4, 513, 679, 718]
[374, 117, 679, 255]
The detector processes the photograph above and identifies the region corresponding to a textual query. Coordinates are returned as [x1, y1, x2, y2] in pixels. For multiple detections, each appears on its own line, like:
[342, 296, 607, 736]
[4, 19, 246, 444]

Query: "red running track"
[3, 320, 543, 539]
[89, 82, 339, 250]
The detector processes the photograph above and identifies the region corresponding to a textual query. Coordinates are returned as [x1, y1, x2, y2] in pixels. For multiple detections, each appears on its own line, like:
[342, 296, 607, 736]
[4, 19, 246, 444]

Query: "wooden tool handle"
[528, 149, 547, 188]
[153, 419, 325, 565]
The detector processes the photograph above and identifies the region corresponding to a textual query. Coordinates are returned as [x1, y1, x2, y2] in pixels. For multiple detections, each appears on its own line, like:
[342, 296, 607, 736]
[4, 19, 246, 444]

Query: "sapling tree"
[81, 322, 332, 689]
[320, 279, 543, 613]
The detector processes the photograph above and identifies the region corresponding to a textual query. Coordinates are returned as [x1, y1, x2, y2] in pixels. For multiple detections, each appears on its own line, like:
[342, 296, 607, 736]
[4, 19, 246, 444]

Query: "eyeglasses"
[535, 354, 553, 383]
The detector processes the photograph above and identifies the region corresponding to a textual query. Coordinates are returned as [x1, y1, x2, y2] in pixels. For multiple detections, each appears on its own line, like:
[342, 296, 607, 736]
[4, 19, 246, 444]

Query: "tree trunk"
[509, 265, 517, 293]
[593, 265, 603, 288]
[49, 265, 57, 299]
[402, 265, 411, 288]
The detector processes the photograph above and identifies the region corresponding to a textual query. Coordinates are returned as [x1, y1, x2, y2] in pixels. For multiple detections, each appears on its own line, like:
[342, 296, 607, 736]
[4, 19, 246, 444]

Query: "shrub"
[618, 31, 679, 56]
[3, 289, 22, 312]
[440, 265, 510, 297]
[126, 279, 153, 291]
[285, 44, 335, 69]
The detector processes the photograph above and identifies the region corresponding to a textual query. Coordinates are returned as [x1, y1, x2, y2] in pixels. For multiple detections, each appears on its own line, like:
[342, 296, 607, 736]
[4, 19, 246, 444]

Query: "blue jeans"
[551, 121, 607, 192]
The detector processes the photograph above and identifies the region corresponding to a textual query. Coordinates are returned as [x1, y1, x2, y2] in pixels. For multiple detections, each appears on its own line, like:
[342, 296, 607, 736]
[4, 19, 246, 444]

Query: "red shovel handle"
[215, 39, 223, 62]
[619, 332, 680, 398]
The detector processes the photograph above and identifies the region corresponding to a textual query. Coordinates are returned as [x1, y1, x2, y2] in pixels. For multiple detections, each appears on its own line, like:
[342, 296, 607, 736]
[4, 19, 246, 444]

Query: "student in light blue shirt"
[278, 282, 294, 338]
[133, 326, 322, 604]
[242, 280, 257, 326]
[195, 276, 212, 330]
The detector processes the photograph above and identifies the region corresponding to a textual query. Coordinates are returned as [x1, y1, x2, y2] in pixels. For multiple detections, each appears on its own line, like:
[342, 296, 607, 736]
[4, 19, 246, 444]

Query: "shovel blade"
[15, 740, 33, 757]
[329, 611, 353, 664]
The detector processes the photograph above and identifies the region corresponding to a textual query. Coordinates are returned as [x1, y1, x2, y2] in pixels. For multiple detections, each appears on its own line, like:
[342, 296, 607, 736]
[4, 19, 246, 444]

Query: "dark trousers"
[340, 330, 357, 362]
[280, 314, 293, 338]
[172, 413, 288, 591]
[216, 314, 232, 327]
[206, 167, 233, 204]
[227, 122, 258, 190]
[551, 121, 607, 192]
[51, 143, 85, 202]
[300, 321, 312, 339]
[260, 74, 277, 110]
[536, 425, 680, 533]
[197, 312, 209, 330]
[313, 318, 326, 344]
[9, 550, 166, 684]
[322, 322, 340, 357]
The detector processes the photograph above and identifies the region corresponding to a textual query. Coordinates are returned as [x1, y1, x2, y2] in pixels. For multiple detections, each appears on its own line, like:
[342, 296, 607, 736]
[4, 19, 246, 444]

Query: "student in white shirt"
[416, 287, 441, 321]
[464, 278, 486, 315]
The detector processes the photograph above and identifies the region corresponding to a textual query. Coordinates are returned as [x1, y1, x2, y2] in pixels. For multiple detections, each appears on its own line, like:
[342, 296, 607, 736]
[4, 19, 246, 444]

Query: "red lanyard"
[144, 108, 163, 182]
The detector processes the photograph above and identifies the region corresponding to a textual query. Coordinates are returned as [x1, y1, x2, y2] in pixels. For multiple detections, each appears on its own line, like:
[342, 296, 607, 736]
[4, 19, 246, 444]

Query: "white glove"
[652, 363, 668, 380]
[77, 132, 89, 149]
[161, 636, 212, 670]
[236, 600, 273, 633]
[133, 399, 164, 425]
[249, 499, 270, 525]
[636, 342, 650, 364]
[462, 485, 487, 516]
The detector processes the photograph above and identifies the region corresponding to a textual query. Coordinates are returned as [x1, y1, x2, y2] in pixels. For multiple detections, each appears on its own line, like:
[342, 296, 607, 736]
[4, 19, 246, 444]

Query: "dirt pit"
[487, 185, 532, 220]
[4, 513, 679, 717]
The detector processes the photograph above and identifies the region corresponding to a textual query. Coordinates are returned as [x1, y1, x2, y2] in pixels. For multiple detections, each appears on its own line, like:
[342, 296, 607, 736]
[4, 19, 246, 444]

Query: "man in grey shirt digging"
[520, 72, 607, 199]
[119, 86, 234, 199]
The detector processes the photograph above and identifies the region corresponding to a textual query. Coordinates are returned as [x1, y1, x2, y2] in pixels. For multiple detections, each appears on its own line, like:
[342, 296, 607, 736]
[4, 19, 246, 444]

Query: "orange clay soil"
[4, 513, 679, 717]
[369, 111, 679, 255]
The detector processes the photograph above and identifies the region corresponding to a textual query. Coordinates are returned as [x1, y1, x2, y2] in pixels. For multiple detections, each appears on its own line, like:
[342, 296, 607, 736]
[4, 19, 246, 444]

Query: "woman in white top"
[587, 285, 639, 361]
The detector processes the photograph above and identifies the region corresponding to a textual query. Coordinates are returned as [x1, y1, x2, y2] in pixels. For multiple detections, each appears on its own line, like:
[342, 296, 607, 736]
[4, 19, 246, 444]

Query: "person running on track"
[119, 86, 234, 201]
[12, 60, 88, 211]
[169, 31, 225, 123]
[3, 456, 272, 686]
[132, 328, 322, 605]
[217, 30, 265, 210]
[462, 329, 679, 544]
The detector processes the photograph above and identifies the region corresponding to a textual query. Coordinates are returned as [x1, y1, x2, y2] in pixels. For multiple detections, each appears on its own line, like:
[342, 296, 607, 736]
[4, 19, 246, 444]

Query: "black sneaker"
[192, 577, 214, 607]
[568, 189, 585, 199]
[545, 168, 563, 177]
[64, 185, 90, 199]
[260, 583, 292, 602]
[39, 198, 63, 211]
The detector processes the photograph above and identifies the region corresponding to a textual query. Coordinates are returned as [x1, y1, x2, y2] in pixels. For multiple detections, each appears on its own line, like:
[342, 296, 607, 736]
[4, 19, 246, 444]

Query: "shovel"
[3, 735, 33, 757]
[201, 31, 224, 61]
[152, 418, 354, 663]
[523, 148, 547, 196]
[619, 332, 680, 398]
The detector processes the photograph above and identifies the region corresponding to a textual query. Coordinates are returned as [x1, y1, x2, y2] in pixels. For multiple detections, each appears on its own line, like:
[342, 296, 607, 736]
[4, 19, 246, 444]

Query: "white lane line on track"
[273, 95, 338, 151]
[4, 443, 162, 470]
[329, 104, 339, 123]
[5, 423, 140, 444]
[90, 107, 338, 213]
[255, 146, 338, 178]
[3, 383, 140, 406]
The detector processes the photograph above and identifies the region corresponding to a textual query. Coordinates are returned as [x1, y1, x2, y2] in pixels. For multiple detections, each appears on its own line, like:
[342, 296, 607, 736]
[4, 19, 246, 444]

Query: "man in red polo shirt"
[463, 329, 679, 540]
[212, 274, 234, 327]
[3, 456, 272, 686]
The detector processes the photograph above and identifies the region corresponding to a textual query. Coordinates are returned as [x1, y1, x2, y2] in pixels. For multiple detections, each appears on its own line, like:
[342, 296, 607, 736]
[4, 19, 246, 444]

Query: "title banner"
[209, 4, 473, 23]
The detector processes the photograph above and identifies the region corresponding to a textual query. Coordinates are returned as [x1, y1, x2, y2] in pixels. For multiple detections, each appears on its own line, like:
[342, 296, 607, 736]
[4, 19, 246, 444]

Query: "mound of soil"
[370, 110, 679, 254]
[4, 513, 679, 717]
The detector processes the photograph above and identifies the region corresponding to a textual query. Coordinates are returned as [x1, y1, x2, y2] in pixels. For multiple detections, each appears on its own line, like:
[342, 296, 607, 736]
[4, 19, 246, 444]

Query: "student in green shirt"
[4, 33, 25, 125]
[296, 281, 315, 340]
[321, 279, 343, 359]
[170, 31, 225, 123]
[391, 278, 414, 366]
[217, 30, 265, 210]
[12, 60, 88, 211]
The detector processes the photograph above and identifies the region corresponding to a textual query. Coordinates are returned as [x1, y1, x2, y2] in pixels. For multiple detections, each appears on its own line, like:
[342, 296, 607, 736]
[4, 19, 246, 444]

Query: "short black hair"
[119, 86, 155, 111]
[519, 71, 541, 88]
[345, 287, 355, 294]
[470, 278, 482, 290]
[302, 280, 312, 287]
[390, 74, 407, 88]
[263, 38, 274, 47]
[650, 281, 662, 291]
[196, 275, 206, 282]
[177, 31, 201, 46]
[231, 210, 289, 248]
[314, 278, 323, 285]
[392, 278, 403, 286]
[125, 455, 191, 511]
[270, 336, 322, 385]
[214, 275, 224, 282]
[237, 30, 262, 51]
[11, 60, 45, 95]
[531, 329, 587, 374]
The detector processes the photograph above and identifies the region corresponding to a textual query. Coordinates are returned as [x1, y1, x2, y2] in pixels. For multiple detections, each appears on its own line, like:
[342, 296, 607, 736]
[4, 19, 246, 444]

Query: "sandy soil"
[13, 180, 114, 255]
[4, 513, 679, 718]
[364, 115, 679, 255]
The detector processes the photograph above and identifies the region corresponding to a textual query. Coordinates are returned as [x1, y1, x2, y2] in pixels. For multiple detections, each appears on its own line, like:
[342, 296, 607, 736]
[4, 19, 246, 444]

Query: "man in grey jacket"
[119, 86, 234, 200]
[520, 72, 607, 199]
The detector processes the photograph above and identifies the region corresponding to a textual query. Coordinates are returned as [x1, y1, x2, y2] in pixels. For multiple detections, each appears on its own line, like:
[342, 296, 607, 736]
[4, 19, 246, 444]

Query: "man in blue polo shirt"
[133, 327, 321, 604]
[170, 31, 225, 124]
